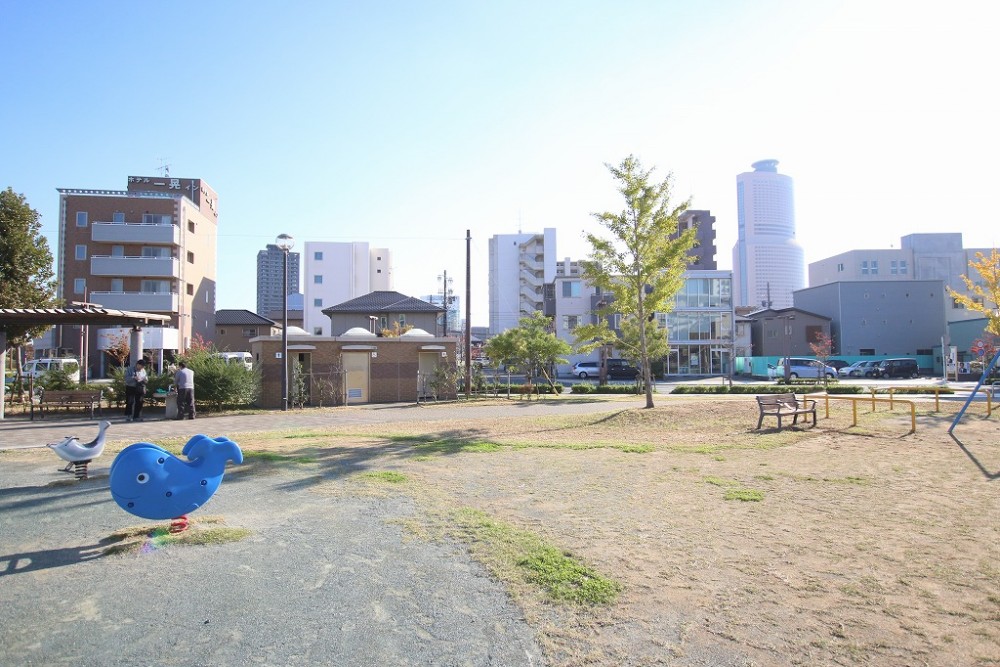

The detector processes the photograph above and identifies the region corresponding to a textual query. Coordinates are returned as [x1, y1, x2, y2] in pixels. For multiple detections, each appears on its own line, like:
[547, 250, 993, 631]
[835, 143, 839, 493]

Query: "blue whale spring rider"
[109, 434, 243, 521]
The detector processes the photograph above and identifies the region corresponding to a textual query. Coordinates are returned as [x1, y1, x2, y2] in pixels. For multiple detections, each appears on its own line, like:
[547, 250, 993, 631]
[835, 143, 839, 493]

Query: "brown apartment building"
[45, 175, 218, 376]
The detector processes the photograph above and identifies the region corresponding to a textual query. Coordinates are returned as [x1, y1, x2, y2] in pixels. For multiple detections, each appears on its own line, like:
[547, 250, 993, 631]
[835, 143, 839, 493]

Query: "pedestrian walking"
[174, 361, 196, 420]
[123, 359, 148, 422]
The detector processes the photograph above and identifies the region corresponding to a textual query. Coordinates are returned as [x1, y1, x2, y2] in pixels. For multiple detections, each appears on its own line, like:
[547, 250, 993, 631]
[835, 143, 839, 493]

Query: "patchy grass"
[704, 476, 739, 487]
[243, 450, 316, 464]
[724, 488, 765, 502]
[360, 471, 408, 484]
[101, 516, 251, 555]
[450, 507, 621, 605]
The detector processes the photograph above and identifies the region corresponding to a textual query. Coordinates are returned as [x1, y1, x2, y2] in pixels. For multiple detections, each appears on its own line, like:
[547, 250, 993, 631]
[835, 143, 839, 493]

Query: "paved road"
[0, 397, 658, 667]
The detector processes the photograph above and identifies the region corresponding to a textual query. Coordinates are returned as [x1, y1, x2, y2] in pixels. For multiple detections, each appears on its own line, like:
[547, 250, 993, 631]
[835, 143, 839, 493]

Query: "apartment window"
[76, 211, 88, 227]
[141, 280, 169, 293]
[562, 281, 581, 298]
[377, 269, 382, 274]
[899, 260, 908, 275]
[242, 328, 258, 337]
[861, 260, 869, 275]
[313, 298, 323, 307]
[112, 212, 125, 223]
[860, 348, 875, 356]
[110, 278, 123, 292]
[890, 260, 898, 275]
[187, 251, 195, 264]
[112, 245, 124, 257]
[314, 275, 323, 284]
[74, 278, 86, 294]
[562, 314, 580, 330]
[186, 284, 194, 295]
[379, 316, 388, 330]
[142, 247, 169, 258]
[75, 244, 87, 260]
[870, 260, 878, 275]
[398, 315, 406, 326]
[314, 251, 323, 260]
[142, 213, 171, 225]
[837, 263, 844, 272]
[188, 221, 195, 233]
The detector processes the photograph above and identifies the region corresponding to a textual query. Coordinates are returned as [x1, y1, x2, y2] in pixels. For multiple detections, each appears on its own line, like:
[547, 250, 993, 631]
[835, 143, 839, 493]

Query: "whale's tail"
[182, 434, 243, 473]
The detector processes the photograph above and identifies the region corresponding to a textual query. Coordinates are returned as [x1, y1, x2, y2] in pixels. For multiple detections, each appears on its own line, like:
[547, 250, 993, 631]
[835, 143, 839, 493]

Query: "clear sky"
[3, 0, 997, 326]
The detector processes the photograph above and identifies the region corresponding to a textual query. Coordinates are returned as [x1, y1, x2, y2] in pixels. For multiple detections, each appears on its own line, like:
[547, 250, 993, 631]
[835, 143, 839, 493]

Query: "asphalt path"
[0, 398, 654, 667]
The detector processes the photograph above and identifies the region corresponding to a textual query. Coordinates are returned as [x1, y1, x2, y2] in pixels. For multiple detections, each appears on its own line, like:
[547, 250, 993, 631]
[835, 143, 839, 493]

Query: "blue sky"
[3, 0, 997, 326]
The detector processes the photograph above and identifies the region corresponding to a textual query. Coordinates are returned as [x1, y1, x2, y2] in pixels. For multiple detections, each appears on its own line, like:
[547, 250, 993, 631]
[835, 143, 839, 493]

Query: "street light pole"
[276, 233, 295, 411]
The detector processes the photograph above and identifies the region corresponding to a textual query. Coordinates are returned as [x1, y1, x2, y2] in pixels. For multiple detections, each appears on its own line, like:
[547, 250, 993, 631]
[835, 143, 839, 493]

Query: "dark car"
[604, 359, 641, 380]
[825, 360, 851, 371]
[874, 358, 919, 379]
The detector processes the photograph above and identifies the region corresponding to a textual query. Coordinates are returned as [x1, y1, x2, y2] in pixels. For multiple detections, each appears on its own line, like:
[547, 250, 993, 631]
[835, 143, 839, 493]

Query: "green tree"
[579, 156, 697, 408]
[0, 187, 58, 348]
[484, 312, 570, 395]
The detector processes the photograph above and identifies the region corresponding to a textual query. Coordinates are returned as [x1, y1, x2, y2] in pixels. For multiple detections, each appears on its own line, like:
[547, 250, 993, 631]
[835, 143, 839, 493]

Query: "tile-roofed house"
[322, 291, 443, 336]
[213, 309, 281, 352]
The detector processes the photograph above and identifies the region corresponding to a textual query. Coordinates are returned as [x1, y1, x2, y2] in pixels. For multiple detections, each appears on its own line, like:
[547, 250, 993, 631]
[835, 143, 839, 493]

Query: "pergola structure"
[0, 307, 171, 420]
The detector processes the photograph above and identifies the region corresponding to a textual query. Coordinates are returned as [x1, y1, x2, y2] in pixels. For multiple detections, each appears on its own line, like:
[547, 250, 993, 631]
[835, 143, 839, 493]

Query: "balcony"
[90, 255, 179, 278]
[91, 222, 179, 245]
[88, 291, 179, 313]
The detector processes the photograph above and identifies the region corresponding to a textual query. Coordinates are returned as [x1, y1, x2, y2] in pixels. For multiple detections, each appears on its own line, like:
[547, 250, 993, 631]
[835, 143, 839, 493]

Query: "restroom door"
[342, 352, 370, 403]
[418, 352, 439, 398]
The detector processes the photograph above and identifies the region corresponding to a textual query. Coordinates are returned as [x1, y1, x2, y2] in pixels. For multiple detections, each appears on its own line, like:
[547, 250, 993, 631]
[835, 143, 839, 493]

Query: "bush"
[670, 384, 866, 395]
[570, 383, 595, 394]
[176, 349, 260, 411]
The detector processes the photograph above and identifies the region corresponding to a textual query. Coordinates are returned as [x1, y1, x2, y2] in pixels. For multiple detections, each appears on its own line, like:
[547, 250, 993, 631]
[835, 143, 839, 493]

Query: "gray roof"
[215, 309, 277, 326]
[322, 291, 443, 315]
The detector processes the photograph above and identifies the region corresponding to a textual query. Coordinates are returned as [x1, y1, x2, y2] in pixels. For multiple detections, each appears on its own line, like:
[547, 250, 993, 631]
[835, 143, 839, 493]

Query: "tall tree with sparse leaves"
[580, 156, 697, 408]
[0, 187, 58, 349]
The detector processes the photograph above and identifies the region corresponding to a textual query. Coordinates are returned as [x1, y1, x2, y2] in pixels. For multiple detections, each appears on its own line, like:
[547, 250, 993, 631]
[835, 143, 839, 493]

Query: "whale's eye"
[136, 473, 149, 484]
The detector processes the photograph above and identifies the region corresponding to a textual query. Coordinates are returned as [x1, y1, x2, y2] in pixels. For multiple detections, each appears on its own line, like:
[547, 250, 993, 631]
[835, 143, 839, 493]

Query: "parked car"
[212, 351, 253, 371]
[572, 361, 600, 379]
[572, 359, 641, 380]
[23, 357, 81, 384]
[825, 359, 851, 371]
[777, 357, 838, 380]
[604, 359, 641, 380]
[873, 358, 919, 379]
[839, 360, 880, 377]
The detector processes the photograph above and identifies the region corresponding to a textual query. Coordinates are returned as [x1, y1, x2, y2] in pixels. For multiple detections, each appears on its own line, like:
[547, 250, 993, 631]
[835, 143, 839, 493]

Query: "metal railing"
[806, 392, 916, 434]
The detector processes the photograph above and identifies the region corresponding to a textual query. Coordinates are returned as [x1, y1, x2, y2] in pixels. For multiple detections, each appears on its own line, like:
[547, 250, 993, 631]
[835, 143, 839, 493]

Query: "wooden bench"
[755, 392, 816, 429]
[31, 389, 104, 420]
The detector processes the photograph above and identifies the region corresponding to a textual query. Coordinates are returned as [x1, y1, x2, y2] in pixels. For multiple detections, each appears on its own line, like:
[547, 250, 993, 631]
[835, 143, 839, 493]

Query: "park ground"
[1, 393, 999, 666]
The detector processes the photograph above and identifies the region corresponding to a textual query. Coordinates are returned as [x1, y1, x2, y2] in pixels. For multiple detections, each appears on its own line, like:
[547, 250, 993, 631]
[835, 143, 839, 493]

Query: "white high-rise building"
[303, 242, 392, 335]
[488, 228, 557, 335]
[731, 160, 804, 309]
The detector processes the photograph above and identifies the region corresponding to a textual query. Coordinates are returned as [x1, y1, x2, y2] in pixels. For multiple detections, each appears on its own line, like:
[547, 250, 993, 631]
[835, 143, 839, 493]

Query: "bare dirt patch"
[286, 397, 1000, 666]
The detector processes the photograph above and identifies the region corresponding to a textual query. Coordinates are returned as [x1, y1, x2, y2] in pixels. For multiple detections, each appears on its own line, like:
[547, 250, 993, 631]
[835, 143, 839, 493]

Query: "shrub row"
[571, 383, 646, 395]
[670, 384, 954, 395]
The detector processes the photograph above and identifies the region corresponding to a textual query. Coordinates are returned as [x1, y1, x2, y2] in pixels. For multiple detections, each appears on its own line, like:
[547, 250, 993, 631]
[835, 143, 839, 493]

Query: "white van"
[24, 358, 81, 383]
[213, 352, 253, 371]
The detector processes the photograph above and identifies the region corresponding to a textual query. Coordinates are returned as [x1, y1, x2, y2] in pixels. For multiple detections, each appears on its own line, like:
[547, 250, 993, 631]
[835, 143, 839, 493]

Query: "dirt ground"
[286, 397, 1000, 666]
[3, 395, 999, 666]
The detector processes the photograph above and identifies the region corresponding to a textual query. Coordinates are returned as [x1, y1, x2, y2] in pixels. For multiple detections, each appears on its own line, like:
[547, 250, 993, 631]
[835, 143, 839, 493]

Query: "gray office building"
[793, 280, 947, 357]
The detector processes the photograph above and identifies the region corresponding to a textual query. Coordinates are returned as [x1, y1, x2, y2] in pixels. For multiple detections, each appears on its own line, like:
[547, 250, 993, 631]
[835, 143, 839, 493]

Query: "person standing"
[174, 361, 196, 420]
[123, 359, 148, 422]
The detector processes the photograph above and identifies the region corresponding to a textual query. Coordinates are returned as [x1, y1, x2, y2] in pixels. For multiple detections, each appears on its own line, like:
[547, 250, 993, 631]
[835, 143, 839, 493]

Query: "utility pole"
[465, 230, 472, 398]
